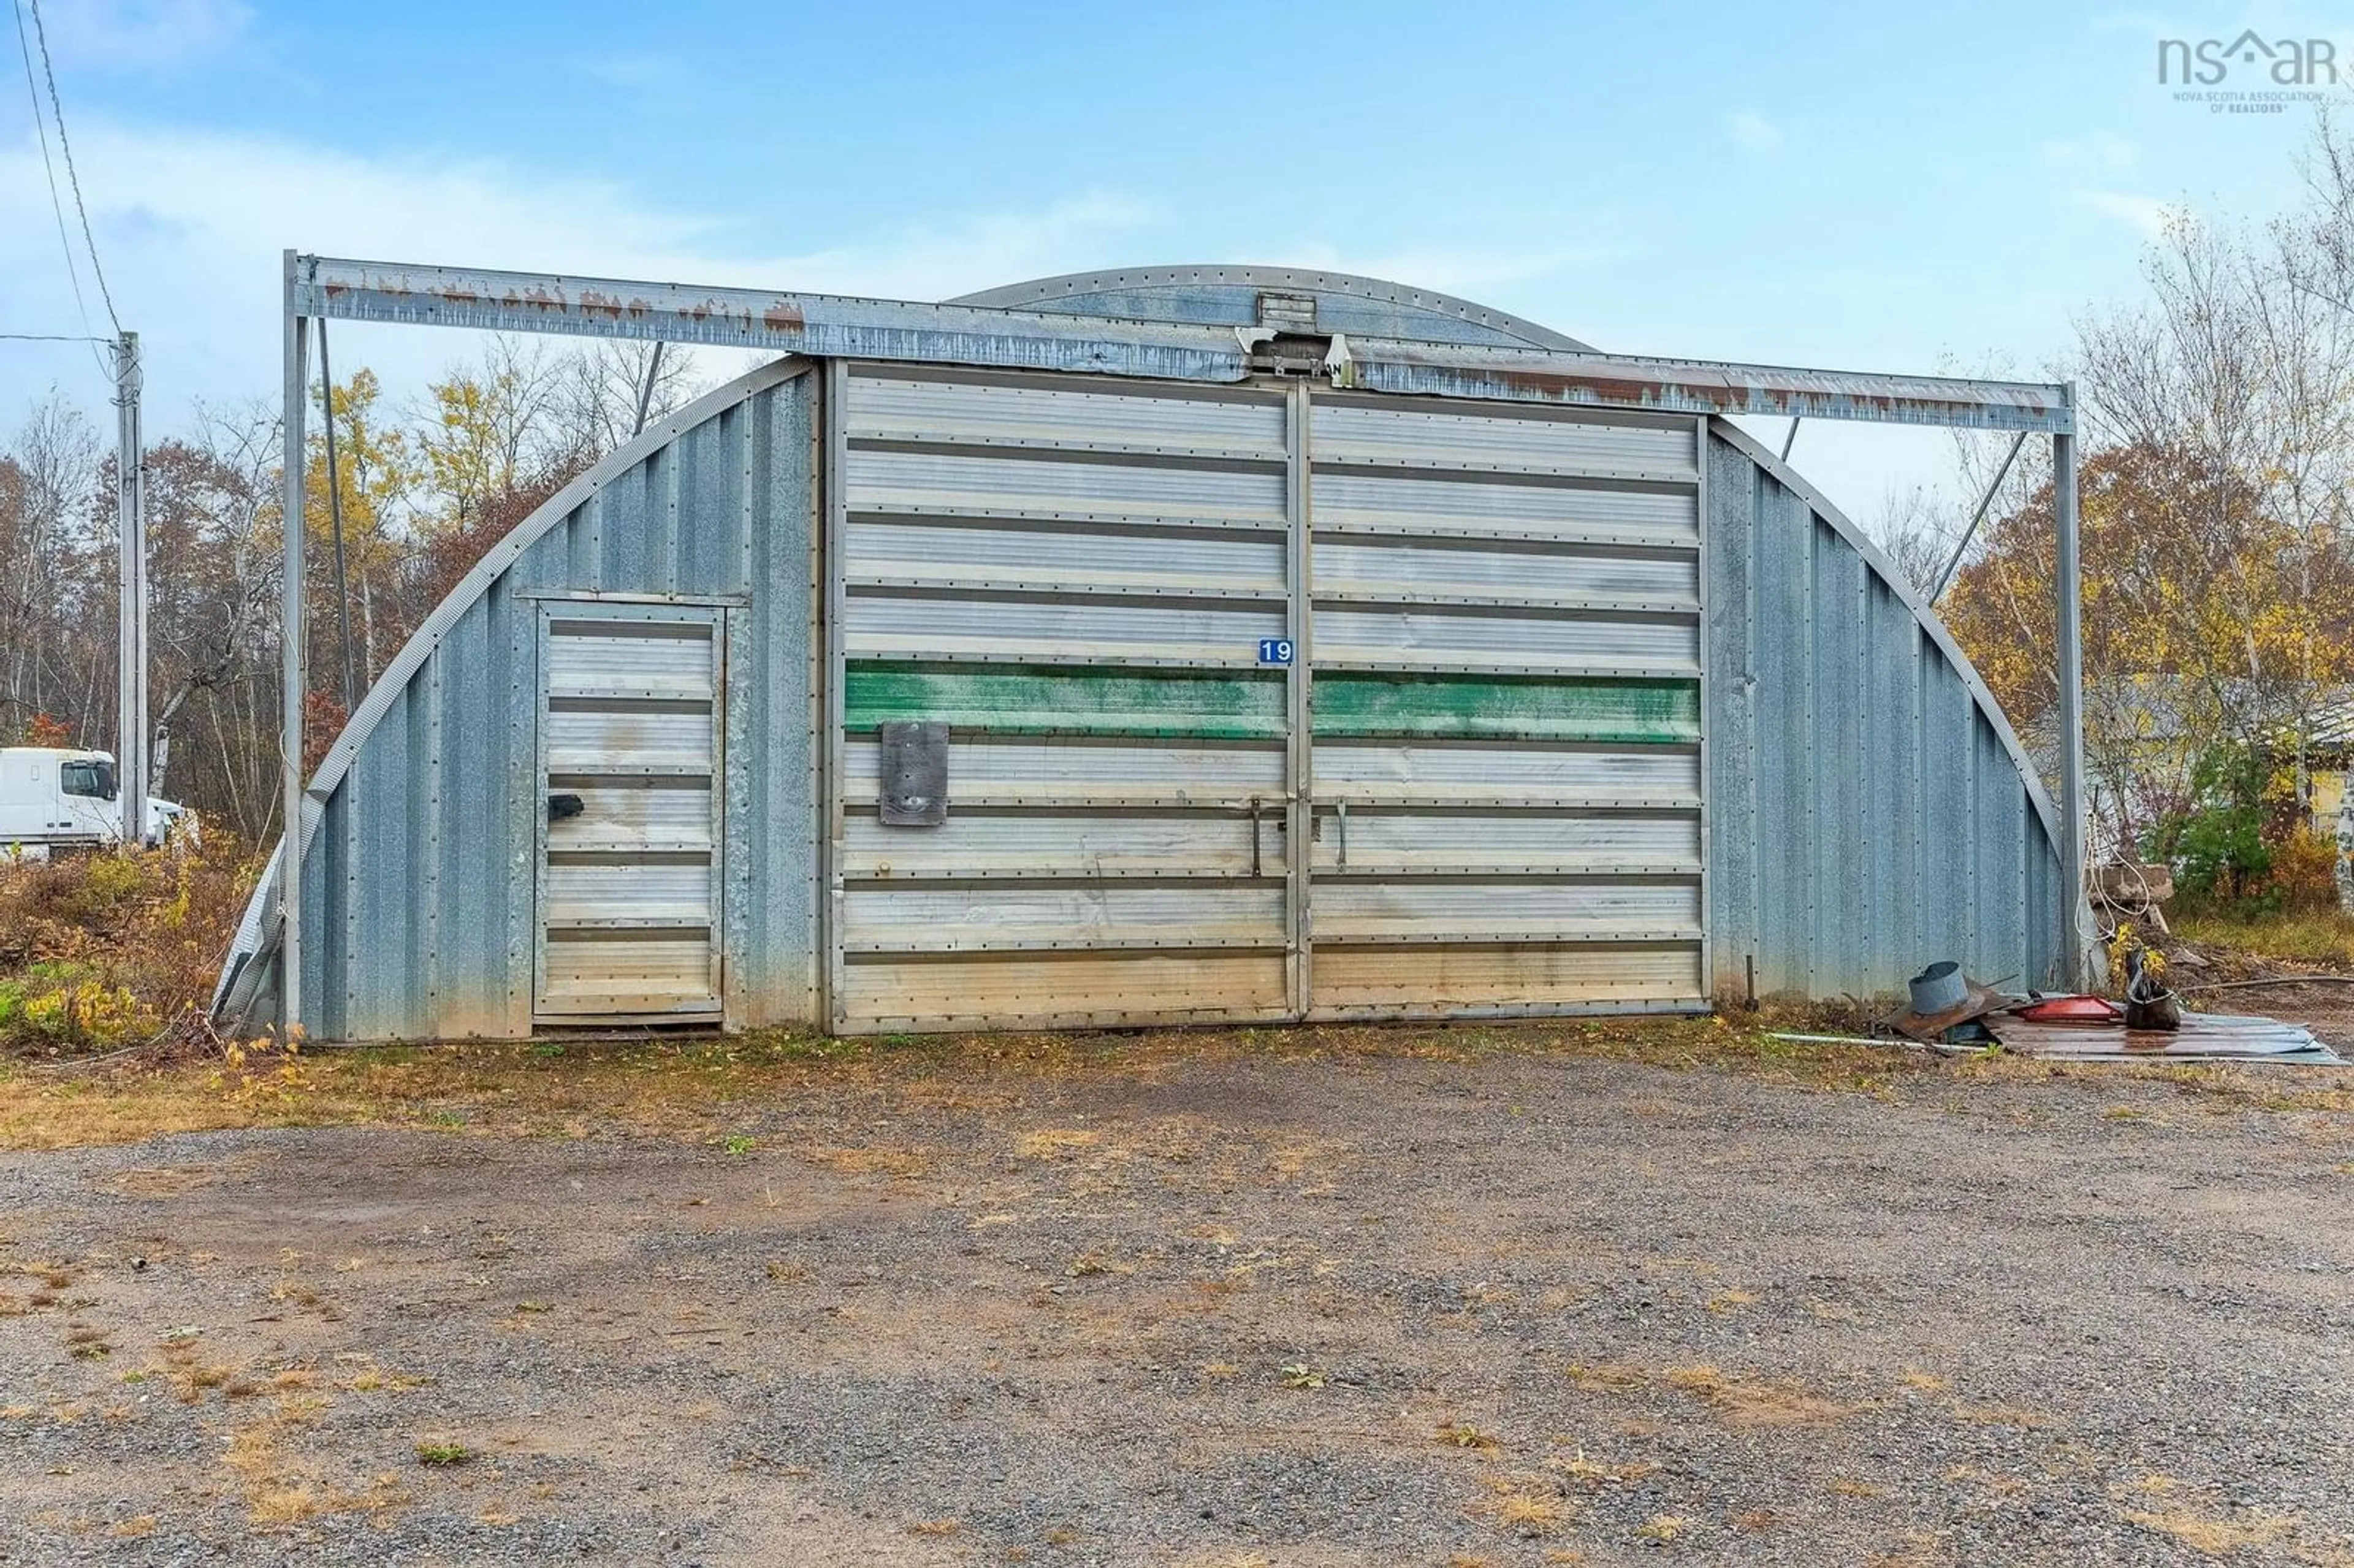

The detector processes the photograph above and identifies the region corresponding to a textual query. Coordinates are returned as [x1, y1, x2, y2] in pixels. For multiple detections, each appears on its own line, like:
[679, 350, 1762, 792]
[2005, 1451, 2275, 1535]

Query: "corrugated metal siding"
[1705, 425, 2062, 999]
[235, 363, 818, 1041]
[1305, 396, 1708, 1017]
[219, 332, 2065, 1040]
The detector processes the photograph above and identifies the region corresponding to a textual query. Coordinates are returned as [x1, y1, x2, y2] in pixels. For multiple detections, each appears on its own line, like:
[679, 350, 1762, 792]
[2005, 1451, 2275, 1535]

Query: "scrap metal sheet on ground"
[1987, 1010, 2346, 1065]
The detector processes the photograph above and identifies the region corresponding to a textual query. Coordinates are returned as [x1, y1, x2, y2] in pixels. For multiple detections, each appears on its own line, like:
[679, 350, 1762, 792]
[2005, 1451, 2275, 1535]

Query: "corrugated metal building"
[216, 268, 2063, 1040]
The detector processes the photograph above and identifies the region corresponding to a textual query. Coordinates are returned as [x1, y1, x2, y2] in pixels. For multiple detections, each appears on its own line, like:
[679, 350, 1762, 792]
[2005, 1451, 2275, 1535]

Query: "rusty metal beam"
[1331, 343, 2073, 435]
[295, 255, 2075, 435]
[294, 255, 1252, 382]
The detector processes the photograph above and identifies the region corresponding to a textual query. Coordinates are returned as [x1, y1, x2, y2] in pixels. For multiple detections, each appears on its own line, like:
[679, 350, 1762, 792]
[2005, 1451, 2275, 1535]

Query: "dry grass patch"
[223, 1395, 403, 1526]
[1571, 1361, 1859, 1426]
[10, 1005, 2347, 1159]
[1476, 1475, 1575, 1537]
[1015, 1128, 1102, 1159]
[1635, 1514, 1689, 1543]
[0, 1013, 1939, 1156]
[907, 1518, 962, 1537]
[1943, 1465, 2028, 1496]
[158, 1339, 238, 1405]
[104, 1166, 216, 1197]
[1664, 1366, 1859, 1426]
[2124, 1507, 2299, 1555]
[1564, 1361, 1650, 1393]
[799, 1144, 930, 1178]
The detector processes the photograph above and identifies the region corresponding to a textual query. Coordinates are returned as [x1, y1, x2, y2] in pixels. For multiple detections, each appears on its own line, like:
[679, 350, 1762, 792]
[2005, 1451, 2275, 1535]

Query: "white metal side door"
[535, 606, 726, 1021]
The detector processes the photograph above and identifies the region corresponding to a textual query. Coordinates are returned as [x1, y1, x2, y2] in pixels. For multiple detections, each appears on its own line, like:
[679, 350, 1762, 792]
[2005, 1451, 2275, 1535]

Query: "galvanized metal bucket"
[1908, 960, 1967, 1016]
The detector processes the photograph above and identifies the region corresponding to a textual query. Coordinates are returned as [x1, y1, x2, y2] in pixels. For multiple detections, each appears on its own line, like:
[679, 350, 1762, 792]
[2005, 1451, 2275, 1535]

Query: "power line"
[25, 0, 117, 335]
[0, 330, 110, 343]
[9, 0, 104, 378]
[8, 0, 108, 384]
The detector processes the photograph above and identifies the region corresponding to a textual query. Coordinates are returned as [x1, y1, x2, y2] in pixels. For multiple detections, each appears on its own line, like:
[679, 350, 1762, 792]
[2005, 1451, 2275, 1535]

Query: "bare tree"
[550, 339, 699, 465]
[1, 395, 102, 737]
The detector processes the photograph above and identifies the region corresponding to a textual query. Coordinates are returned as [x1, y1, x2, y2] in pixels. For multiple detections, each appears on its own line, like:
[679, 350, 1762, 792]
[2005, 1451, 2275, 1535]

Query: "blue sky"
[1, 0, 2344, 522]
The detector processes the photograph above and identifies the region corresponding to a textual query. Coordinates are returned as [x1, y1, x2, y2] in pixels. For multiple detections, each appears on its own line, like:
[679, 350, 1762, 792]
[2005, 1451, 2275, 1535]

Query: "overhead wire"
[25, 0, 116, 333]
[8, 0, 107, 379]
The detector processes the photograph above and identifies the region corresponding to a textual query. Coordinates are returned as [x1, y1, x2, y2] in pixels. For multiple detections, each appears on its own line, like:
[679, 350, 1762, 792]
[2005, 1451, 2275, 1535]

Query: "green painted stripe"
[1312, 673, 1699, 742]
[845, 662, 1286, 739]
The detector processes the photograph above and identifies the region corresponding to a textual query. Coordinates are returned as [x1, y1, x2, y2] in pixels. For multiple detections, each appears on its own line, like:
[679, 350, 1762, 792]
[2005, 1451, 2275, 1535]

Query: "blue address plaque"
[1256, 637, 1295, 666]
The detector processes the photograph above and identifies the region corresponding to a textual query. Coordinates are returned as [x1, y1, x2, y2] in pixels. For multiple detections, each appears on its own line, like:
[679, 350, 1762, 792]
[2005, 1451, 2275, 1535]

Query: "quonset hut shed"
[216, 265, 2068, 1040]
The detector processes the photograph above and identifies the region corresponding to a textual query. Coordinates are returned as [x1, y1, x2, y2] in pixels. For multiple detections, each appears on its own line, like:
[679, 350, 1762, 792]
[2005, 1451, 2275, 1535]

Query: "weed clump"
[0, 831, 259, 1057]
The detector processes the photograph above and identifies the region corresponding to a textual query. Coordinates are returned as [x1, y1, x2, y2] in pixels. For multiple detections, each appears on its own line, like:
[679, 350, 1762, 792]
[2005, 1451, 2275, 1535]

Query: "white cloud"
[0, 119, 1160, 426]
[2041, 131, 2139, 172]
[1726, 111, 1785, 159]
[2076, 189, 2183, 238]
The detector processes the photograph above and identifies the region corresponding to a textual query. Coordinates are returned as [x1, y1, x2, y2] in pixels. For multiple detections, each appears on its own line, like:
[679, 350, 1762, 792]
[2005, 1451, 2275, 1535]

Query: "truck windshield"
[59, 760, 117, 800]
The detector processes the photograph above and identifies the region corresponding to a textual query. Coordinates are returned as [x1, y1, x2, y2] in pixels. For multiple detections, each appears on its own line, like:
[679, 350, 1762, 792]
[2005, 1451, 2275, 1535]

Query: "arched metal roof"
[955, 265, 1594, 352]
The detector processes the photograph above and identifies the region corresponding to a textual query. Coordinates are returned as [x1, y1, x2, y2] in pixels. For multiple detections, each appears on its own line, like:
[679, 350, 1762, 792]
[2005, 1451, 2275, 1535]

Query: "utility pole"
[281, 255, 308, 1038]
[113, 329, 147, 850]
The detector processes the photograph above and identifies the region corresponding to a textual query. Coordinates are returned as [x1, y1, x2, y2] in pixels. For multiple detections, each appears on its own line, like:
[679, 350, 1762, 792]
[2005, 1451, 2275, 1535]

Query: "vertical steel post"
[113, 330, 147, 850]
[1284, 379, 1314, 1019]
[280, 254, 308, 1037]
[2052, 391, 2088, 988]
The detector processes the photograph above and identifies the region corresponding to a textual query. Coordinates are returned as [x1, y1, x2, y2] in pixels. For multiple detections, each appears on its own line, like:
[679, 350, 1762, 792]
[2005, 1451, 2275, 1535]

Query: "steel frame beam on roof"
[272, 251, 2092, 1037]
[294, 254, 2075, 434]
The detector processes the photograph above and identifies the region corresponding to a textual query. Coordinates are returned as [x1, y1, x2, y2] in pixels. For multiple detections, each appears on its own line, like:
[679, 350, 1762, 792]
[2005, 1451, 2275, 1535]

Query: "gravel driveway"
[2, 1038, 2350, 1566]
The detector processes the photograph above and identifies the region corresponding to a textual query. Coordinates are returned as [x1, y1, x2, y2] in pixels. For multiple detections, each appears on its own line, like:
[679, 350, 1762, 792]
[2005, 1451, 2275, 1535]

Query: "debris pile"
[1770, 956, 2345, 1066]
[1872, 959, 2344, 1065]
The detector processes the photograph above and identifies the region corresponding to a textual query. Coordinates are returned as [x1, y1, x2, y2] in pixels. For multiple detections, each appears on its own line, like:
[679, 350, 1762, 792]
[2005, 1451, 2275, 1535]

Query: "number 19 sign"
[1257, 638, 1295, 666]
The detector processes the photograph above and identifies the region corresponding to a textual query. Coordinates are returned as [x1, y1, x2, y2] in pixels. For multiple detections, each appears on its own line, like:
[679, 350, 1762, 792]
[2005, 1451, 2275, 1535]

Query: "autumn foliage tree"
[1938, 114, 2354, 905]
[0, 334, 698, 846]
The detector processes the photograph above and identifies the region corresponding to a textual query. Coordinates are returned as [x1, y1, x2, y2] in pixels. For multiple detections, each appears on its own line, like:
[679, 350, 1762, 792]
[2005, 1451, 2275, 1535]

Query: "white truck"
[0, 747, 191, 857]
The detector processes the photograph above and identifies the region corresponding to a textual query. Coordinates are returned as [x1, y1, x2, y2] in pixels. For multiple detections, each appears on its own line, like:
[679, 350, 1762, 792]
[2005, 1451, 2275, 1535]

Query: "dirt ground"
[2, 1021, 2352, 1567]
